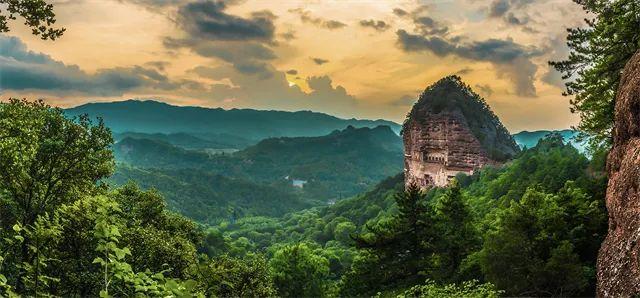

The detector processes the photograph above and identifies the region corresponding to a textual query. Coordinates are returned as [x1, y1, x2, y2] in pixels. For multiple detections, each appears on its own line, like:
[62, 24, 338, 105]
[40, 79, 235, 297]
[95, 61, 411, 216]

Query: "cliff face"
[597, 51, 640, 297]
[403, 76, 519, 188]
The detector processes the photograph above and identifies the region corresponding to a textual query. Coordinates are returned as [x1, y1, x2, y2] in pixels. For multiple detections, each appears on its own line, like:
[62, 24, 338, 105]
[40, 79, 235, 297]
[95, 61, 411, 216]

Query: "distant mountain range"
[512, 129, 587, 153]
[66, 100, 401, 143]
[67, 99, 586, 154]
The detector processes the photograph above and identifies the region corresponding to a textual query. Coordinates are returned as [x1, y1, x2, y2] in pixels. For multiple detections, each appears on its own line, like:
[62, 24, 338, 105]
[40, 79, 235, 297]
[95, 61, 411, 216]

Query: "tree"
[0, 99, 113, 292]
[479, 186, 602, 296]
[269, 243, 330, 297]
[432, 180, 479, 282]
[344, 184, 435, 294]
[334, 221, 356, 245]
[192, 254, 275, 297]
[550, 0, 640, 149]
[0, 0, 65, 39]
[0, 99, 114, 229]
[399, 279, 501, 298]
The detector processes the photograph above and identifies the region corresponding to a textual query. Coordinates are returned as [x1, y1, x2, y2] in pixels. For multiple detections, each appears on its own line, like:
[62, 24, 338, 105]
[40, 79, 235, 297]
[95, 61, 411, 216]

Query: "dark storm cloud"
[489, 0, 535, 17]
[413, 16, 449, 36]
[396, 30, 454, 55]
[396, 29, 542, 96]
[311, 57, 329, 65]
[392, 8, 408, 17]
[165, 39, 276, 62]
[279, 29, 296, 41]
[145, 61, 170, 71]
[118, 0, 187, 8]
[160, 0, 283, 77]
[0, 36, 186, 95]
[289, 8, 347, 30]
[164, 37, 277, 78]
[505, 13, 528, 25]
[393, 5, 448, 37]
[489, 0, 510, 17]
[455, 67, 473, 75]
[359, 19, 391, 32]
[286, 69, 298, 75]
[487, 0, 535, 27]
[176, 0, 276, 41]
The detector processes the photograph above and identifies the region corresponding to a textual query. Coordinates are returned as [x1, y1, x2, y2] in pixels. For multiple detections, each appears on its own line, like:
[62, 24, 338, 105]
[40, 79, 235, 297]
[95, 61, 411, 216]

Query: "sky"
[0, 0, 589, 132]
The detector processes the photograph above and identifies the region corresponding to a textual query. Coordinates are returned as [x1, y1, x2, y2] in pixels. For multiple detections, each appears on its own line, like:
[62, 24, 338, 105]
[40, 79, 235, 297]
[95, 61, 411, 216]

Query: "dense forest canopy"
[214, 132, 607, 296]
[110, 125, 404, 223]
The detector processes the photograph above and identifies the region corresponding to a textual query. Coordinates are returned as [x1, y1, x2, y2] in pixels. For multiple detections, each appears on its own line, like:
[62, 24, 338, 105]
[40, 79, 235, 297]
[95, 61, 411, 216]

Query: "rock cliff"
[597, 51, 640, 297]
[402, 76, 519, 188]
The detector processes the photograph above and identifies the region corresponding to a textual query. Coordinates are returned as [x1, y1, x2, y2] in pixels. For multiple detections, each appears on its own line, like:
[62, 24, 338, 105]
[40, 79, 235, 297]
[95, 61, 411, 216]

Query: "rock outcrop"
[597, 51, 640, 297]
[402, 76, 519, 188]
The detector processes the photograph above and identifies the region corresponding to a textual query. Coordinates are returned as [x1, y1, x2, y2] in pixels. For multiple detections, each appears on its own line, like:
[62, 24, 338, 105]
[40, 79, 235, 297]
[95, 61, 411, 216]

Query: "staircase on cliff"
[402, 75, 520, 188]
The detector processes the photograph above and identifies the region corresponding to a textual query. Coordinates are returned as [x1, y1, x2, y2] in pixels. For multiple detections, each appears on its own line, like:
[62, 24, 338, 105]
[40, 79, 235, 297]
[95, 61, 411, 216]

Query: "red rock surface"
[402, 76, 518, 188]
[597, 51, 640, 297]
[403, 108, 492, 188]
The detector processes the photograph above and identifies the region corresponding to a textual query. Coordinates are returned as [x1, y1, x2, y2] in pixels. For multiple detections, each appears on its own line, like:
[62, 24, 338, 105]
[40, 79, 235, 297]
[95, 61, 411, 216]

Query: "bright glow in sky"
[0, 0, 588, 132]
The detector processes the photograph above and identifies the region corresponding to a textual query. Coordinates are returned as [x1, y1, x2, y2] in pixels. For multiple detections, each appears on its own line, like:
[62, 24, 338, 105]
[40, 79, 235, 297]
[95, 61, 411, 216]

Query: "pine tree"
[348, 184, 435, 293]
[432, 180, 479, 282]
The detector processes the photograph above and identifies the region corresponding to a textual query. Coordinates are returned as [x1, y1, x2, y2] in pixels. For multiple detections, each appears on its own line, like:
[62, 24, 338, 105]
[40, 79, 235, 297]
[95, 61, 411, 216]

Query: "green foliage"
[0, 98, 114, 229]
[0, 0, 65, 39]
[432, 181, 480, 282]
[111, 166, 313, 224]
[269, 242, 330, 297]
[550, 0, 640, 149]
[343, 182, 478, 294]
[478, 184, 605, 296]
[192, 254, 275, 297]
[89, 195, 199, 297]
[349, 184, 434, 292]
[0, 98, 114, 293]
[0, 99, 286, 297]
[397, 280, 501, 298]
[220, 135, 606, 296]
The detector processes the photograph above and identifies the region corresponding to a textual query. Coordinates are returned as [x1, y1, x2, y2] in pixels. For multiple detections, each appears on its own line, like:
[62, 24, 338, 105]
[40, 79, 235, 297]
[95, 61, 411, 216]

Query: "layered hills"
[111, 125, 404, 223]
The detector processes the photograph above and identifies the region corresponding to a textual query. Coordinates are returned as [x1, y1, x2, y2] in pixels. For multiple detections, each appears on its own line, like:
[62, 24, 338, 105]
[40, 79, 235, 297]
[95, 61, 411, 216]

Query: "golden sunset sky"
[0, 0, 588, 132]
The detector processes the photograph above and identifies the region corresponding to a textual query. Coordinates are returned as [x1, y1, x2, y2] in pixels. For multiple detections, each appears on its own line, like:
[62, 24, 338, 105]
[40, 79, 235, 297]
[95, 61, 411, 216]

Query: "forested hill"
[112, 125, 404, 222]
[66, 99, 401, 141]
[407, 75, 520, 161]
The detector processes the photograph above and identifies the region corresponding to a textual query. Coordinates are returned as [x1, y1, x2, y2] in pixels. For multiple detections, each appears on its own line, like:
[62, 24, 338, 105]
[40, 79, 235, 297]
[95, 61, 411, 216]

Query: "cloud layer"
[394, 4, 544, 97]
[0, 36, 188, 95]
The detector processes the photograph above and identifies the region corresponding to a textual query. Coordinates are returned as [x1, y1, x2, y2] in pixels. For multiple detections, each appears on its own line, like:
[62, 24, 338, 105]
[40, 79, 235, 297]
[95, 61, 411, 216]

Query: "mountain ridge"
[66, 99, 401, 141]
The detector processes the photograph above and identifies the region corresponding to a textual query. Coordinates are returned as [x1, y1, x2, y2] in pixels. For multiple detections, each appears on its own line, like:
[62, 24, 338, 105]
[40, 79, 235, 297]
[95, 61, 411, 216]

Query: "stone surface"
[597, 51, 640, 297]
[402, 76, 519, 188]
